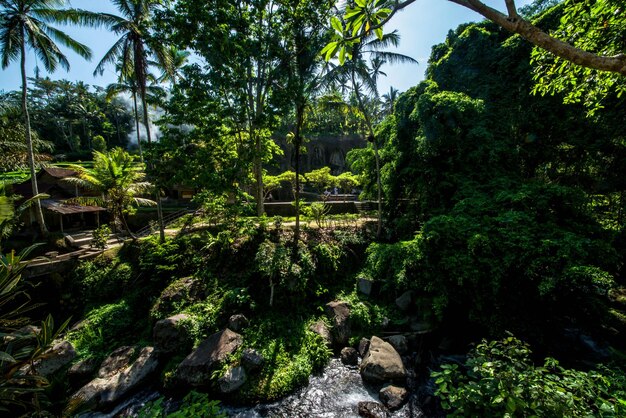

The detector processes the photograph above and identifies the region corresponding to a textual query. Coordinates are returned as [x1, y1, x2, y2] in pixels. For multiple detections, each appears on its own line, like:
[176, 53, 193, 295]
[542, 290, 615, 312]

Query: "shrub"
[239, 315, 332, 402]
[91, 224, 111, 250]
[68, 300, 142, 360]
[138, 391, 226, 418]
[70, 258, 134, 309]
[432, 334, 626, 417]
[360, 182, 618, 335]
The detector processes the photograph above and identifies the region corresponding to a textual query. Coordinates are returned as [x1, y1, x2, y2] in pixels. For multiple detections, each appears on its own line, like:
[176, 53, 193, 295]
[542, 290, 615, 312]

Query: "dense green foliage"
[433, 335, 626, 416]
[347, 14, 626, 346]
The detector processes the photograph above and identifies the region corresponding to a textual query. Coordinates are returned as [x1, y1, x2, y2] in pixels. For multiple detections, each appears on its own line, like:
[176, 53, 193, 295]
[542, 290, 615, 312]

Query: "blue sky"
[0, 0, 533, 95]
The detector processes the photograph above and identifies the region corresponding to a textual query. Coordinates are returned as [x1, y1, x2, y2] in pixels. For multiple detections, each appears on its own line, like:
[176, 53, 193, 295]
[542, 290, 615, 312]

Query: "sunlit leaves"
[322, 0, 393, 64]
[531, 0, 626, 113]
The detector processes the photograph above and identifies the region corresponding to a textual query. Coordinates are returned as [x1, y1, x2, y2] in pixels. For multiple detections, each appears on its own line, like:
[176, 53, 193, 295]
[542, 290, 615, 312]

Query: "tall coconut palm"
[156, 45, 189, 87]
[381, 86, 399, 116]
[327, 29, 417, 238]
[94, 0, 172, 145]
[64, 147, 155, 238]
[95, 0, 172, 243]
[0, 0, 114, 235]
[105, 63, 162, 162]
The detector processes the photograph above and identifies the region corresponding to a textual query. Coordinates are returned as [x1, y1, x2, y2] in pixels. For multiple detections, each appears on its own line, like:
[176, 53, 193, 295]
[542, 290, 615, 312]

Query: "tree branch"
[461, 0, 626, 76]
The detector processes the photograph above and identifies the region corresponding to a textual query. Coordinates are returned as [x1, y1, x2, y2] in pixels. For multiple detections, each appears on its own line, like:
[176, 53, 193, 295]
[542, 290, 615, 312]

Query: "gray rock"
[379, 385, 408, 411]
[357, 401, 390, 418]
[32, 340, 76, 377]
[340, 347, 359, 366]
[153, 314, 192, 354]
[97, 346, 137, 378]
[309, 320, 333, 347]
[174, 329, 243, 386]
[358, 278, 374, 296]
[68, 357, 99, 389]
[218, 366, 247, 393]
[360, 336, 406, 383]
[325, 300, 351, 346]
[395, 291, 413, 312]
[241, 348, 264, 371]
[228, 314, 249, 332]
[69, 346, 159, 411]
[386, 335, 408, 355]
[358, 338, 370, 357]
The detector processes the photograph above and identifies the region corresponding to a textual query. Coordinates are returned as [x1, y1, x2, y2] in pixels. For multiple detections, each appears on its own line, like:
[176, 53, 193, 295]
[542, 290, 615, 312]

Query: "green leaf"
[375, 27, 383, 40]
[322, 42, 339, 61]
[331, 17, 343, 34]
[0, 351, 16, 363]
[339, 46, 346, 65]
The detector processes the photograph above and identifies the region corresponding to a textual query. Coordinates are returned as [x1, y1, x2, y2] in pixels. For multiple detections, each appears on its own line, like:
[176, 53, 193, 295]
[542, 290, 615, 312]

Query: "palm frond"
[39, 23, 91, 60]
[94, 34, 129, 76]
[133, 197, 156, 207]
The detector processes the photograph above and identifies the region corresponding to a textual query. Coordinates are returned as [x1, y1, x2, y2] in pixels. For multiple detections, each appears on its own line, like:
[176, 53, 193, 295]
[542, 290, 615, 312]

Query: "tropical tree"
[157, 45, 190, 86]
[94, 0, 172, 146]
[381, 86, 399, 116]
[280, 0, 333, 246]
[0, 0, 111, 235]
[325, 26, 417, 237]
[325, 0, 626, 77]
[105, 66, 163, 162]
[64, 147, 155, 237]
[0, 96, 52, 171]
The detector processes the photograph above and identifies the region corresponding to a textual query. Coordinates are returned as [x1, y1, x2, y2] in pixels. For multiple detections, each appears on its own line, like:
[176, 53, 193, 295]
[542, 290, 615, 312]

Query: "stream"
[103, 358, 433, 418]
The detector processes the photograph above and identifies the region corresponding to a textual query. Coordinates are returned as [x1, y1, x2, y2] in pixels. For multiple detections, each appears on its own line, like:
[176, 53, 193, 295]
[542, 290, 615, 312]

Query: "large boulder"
[69, 346, 159, 411]
[325, 301, 351, 346]
[218, 366, 247, 393]
[32, 340, 76, 377]
[153, 314, 193, 354]
[174, 329, 243, 387]
[379, 385, 408, 411]
[150, 277, 204, 319]
[97, 346, 137, 378]
[309, 320, 333, 347]
[360, 336, 406, 383]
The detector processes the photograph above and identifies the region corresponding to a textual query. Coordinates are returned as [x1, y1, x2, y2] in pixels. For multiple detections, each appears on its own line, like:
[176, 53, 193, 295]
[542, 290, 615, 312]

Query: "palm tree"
[327, 29, 417, 238]
[94, 0, 172, 146]
[0, 0, 113, 235]
[381, 86, 399, 116]
[156, 45, 189, 86]
[64, 147, 155, 238]
[105, 63, 162, 162]
[95, 0, 172, 243]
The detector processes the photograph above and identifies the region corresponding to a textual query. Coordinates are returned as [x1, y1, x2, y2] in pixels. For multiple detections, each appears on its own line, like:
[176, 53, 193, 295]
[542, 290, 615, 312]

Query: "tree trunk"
[293, 105, 305, 249]
[139, 88, 165, 242]
[372, 139, 383, 238]
[20, 35, 47, 236]
[132, 91, 143, 163]
[254, 132, 264, 217]
[351, 68, 382, 238]
[140, 86, 152, 145]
